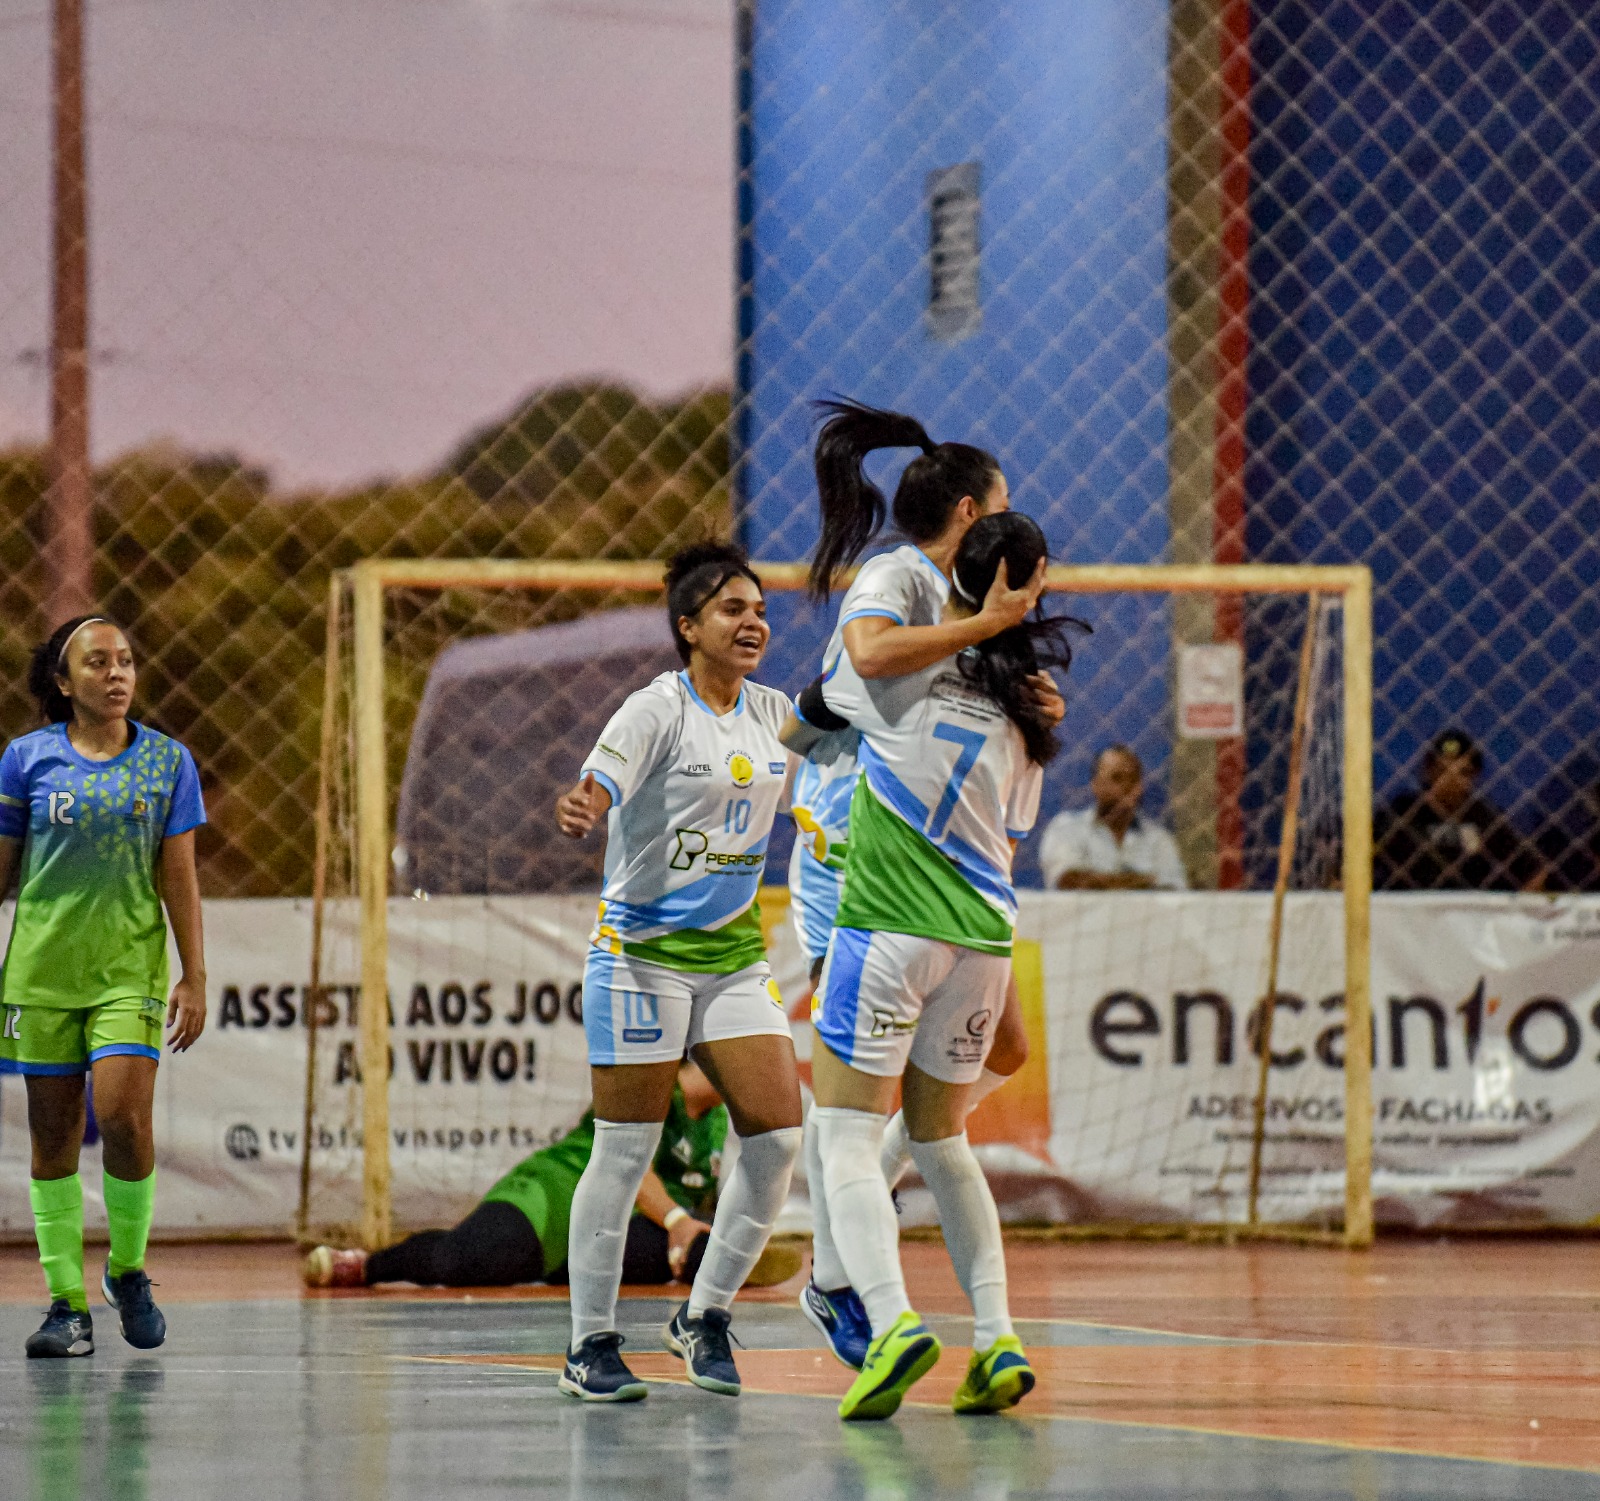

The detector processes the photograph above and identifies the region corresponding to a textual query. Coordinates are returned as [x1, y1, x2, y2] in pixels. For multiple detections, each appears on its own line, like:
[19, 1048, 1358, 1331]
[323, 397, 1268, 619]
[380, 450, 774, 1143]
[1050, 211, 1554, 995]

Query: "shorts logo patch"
[622, 990, 661, 1044]
[869, 1009, 917, 1039]
[948, 1008, 992, 1066]
[765, 978, 785, 1011]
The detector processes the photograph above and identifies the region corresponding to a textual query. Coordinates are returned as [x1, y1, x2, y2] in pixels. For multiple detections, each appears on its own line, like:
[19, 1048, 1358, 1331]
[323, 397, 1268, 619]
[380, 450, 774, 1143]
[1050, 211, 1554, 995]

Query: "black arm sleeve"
[797, 675, 851, 732]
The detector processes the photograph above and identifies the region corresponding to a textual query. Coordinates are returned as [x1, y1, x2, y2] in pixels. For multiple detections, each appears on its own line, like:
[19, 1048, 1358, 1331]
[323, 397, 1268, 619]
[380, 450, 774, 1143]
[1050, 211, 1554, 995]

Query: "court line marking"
[398, 1354, 1600, 1477]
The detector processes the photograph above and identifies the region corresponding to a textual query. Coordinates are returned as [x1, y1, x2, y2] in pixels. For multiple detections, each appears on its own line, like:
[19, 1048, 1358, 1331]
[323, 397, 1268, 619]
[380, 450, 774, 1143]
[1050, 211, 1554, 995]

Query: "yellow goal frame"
[307, 558, 1373, 1251]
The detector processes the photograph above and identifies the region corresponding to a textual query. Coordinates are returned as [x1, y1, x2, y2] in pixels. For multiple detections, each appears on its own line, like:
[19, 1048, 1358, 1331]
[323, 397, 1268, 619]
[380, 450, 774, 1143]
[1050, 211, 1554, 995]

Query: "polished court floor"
[2, 1237, 1598, 1498]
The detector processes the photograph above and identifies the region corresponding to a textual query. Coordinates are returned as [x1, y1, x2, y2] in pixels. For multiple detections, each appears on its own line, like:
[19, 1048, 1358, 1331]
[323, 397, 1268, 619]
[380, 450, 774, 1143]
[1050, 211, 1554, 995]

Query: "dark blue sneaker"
[558, 1332, 648, 1402]
[662, 1302, 740, 1395]
[799, 1280, 871, 1370]
[101, 1267, 166, 1350]
[25, 1300, 94, 1358]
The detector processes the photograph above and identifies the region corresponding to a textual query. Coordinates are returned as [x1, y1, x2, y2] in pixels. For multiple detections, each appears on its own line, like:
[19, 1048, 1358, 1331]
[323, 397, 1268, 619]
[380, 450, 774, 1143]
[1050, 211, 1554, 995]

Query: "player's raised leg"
[879, 973, 1028, 1190]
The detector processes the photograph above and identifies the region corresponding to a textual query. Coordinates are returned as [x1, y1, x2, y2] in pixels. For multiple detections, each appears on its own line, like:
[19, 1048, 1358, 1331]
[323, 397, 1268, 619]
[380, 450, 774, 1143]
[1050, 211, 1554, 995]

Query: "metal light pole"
[46, 0, 93, 626]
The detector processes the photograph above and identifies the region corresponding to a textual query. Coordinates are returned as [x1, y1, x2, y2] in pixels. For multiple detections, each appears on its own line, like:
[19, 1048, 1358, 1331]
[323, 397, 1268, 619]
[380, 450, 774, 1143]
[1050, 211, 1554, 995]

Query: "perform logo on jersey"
[727, 753, 754, 788]
[670, 829, 710, 869]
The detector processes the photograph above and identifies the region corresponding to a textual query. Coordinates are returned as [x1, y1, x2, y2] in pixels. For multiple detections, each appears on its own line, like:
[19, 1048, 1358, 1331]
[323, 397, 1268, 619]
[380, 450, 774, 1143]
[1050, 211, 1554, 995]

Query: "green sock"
[104, 1168, 156, 1279]
[29, 1175, 87, 1313]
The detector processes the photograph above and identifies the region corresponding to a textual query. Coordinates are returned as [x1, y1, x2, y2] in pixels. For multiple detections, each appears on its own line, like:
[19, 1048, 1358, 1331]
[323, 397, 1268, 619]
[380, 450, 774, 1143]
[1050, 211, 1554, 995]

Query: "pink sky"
[0, 0, 734, 487]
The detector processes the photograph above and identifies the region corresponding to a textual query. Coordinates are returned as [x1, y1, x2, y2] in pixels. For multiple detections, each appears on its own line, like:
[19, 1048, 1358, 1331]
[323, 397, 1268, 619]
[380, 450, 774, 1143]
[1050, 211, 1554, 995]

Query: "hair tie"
[56, 617, 109, 672]
[951, 565, 979, 606]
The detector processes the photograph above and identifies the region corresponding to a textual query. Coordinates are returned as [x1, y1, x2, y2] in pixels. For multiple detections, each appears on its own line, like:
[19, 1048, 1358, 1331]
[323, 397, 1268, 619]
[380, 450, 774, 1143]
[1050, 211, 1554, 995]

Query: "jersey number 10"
[723, 798, 752, 834]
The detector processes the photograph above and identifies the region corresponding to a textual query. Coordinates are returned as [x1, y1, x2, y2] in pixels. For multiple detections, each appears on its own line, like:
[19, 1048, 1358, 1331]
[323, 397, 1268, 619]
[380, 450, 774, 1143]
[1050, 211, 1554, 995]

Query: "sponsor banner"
[1021, 891, 1600, 1229]
[0, 895, 811, 1236]
[3, 892, 1599, 1235]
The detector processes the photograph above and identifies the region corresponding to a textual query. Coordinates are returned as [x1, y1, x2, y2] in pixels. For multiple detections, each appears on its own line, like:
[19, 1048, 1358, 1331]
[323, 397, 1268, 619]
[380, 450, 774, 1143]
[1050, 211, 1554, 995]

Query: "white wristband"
[663, 1206, 688, 1231]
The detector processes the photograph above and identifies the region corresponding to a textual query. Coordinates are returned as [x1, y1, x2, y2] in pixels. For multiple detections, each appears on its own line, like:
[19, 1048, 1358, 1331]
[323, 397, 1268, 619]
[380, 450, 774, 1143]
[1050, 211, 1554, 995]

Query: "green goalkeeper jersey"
[482, 1086, 727, 1271]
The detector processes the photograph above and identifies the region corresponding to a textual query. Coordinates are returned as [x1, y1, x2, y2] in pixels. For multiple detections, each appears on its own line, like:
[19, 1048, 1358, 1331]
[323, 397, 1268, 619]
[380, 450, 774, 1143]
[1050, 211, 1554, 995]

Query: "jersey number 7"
[928, 723, 985, 840]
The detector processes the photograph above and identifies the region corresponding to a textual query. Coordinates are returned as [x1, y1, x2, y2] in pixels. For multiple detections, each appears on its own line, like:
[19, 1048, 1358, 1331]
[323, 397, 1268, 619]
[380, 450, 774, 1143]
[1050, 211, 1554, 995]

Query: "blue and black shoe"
[101, 1267, 166, 1350]
[25, 1300, 94, 1359]
[799, 1279, 871, 1370]
[558, 1332, 648, 1402]
[662, 1302, 740, 1395]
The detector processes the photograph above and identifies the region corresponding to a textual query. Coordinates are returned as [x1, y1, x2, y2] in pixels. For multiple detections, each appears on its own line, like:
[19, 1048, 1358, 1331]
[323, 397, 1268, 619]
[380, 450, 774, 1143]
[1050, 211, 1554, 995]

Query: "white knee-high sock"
[805, 1112, 850, 1291]
[881, 1067, 1012, 1190]
[909, 1132, 1011, 1348]
[688, 1125, 801, 1317]
[567, 1119, 662, 1344]
[814, 1107, 909, 1336]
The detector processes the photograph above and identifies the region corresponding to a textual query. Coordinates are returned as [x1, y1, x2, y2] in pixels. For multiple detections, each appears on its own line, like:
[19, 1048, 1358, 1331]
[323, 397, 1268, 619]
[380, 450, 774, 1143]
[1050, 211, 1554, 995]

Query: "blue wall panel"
[740, 0, 1174, 884]
[1247, 0, 1600, 844]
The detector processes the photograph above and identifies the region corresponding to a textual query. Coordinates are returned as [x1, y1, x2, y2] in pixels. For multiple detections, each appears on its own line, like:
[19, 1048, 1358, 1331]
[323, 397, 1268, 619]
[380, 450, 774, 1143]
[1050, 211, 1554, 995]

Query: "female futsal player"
[810, 510, 1081, 1420]
[304, 1062, 798, 1292]
[0, 617, 207, 1358]
[787, 399, 1056, 1370]
[552, 541, 803, 1402]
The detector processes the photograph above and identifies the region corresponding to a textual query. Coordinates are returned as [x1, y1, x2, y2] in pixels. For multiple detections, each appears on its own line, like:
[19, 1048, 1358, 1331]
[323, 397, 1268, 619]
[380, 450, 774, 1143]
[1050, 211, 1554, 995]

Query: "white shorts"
[812, 927, 1010, 1084]
[582, 947, 790, 1067]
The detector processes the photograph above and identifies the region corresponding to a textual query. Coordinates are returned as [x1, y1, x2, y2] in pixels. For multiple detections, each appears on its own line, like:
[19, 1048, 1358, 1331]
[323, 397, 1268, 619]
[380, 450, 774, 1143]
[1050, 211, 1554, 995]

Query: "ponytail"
[809, 397, 1002, 601]
[951, 514, 1089, 766]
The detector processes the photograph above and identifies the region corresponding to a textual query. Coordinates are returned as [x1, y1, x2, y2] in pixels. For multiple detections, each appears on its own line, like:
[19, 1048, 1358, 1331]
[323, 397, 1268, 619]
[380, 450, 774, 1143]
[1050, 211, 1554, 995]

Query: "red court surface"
[4, 1235, 1599, 1492]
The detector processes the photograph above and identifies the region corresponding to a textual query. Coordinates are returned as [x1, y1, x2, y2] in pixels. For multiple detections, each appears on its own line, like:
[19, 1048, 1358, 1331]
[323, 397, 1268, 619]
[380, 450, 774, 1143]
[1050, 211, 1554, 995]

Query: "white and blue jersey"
[579, 670, 792, 974]
[576, 670, 794, 1067]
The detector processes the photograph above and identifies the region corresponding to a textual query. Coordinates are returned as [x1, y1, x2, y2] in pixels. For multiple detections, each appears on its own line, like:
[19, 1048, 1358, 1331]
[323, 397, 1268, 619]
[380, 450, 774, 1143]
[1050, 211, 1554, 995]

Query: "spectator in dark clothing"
[1374, 731, 1541, 891]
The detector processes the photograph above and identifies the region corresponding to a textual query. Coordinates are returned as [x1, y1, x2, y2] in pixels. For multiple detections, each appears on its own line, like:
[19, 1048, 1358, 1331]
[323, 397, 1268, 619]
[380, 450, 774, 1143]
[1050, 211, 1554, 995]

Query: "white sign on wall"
[1177, 642, 1244, 738]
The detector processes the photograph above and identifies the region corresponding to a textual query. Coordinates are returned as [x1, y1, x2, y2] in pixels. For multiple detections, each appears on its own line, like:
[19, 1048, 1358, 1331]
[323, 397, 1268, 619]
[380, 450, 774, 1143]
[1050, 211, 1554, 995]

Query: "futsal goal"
[301, 558, 1373, 1251]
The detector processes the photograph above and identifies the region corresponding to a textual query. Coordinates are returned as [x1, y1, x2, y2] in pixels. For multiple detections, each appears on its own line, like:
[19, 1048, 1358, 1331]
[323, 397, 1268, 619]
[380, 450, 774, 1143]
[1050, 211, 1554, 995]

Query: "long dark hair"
[809, 397, 1003, 601]
[950, 514, 1087, 766]
[665, 541, 763, 665]
[28, 615, 114, 724]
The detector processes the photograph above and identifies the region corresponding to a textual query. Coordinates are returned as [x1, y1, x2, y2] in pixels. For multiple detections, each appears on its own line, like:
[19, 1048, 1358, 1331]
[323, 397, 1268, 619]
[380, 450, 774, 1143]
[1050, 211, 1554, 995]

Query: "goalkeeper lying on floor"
[303, 1062, 799, 1291]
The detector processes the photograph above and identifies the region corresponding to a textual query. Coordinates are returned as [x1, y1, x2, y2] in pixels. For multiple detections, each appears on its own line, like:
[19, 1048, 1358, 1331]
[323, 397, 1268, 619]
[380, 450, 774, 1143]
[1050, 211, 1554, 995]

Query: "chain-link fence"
[2, 0, 1596, 899]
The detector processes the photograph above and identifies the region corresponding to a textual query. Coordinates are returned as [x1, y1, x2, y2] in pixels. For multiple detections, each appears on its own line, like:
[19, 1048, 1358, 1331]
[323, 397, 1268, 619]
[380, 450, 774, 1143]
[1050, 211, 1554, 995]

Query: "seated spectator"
[1039, 745, 1188, 890]
[1374, 730, 1540, 891]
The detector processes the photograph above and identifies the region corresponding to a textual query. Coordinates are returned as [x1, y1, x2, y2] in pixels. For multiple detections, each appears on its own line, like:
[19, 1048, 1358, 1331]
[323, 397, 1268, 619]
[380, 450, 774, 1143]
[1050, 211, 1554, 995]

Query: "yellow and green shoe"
[951, 1335, 1035, 1414]
[838, 1311, 942, 1422]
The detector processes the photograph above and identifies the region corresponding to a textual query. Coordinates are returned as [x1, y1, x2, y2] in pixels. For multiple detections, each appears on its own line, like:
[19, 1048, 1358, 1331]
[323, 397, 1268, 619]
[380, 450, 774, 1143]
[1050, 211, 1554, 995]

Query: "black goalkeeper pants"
[364, 1200, 709, 1288]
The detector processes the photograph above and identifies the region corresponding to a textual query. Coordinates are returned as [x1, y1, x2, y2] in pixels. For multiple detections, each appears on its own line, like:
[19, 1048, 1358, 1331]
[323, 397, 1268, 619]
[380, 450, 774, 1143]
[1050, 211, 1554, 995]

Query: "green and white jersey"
[822, 642, 1041, 957]
[581, 671, 791, 974]
[789, 547, 952, 960]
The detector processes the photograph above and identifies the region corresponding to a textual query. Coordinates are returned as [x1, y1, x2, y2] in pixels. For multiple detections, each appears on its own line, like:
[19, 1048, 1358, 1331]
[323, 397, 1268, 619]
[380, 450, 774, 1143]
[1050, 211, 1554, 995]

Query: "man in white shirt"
[1038, 745, 1188, 891]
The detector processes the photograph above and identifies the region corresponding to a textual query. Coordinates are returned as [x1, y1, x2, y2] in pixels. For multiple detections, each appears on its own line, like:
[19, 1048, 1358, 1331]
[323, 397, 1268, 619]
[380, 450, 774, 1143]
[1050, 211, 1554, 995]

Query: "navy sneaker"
[558, 1332, 648, 1402]
[799, 1280, 871, 1370]
[25, 1300, 94, 1359]
[662, 1302, 740, 1395]
[101, 1267, 166, 1350]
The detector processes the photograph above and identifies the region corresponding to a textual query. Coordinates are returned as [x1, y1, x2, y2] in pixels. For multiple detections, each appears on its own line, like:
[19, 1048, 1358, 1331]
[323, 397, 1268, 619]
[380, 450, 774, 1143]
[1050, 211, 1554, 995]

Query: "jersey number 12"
[47, 791, 76, 826]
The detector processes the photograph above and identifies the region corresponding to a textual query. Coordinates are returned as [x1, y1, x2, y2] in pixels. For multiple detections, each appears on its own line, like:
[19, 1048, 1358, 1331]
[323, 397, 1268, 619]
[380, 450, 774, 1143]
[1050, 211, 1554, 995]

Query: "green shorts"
[0, 996, 164, 1076]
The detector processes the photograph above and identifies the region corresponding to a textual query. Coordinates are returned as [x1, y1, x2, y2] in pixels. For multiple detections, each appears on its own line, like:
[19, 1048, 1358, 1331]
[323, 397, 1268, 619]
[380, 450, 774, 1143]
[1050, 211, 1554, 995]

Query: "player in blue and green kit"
[0, 617, 208, 1358]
